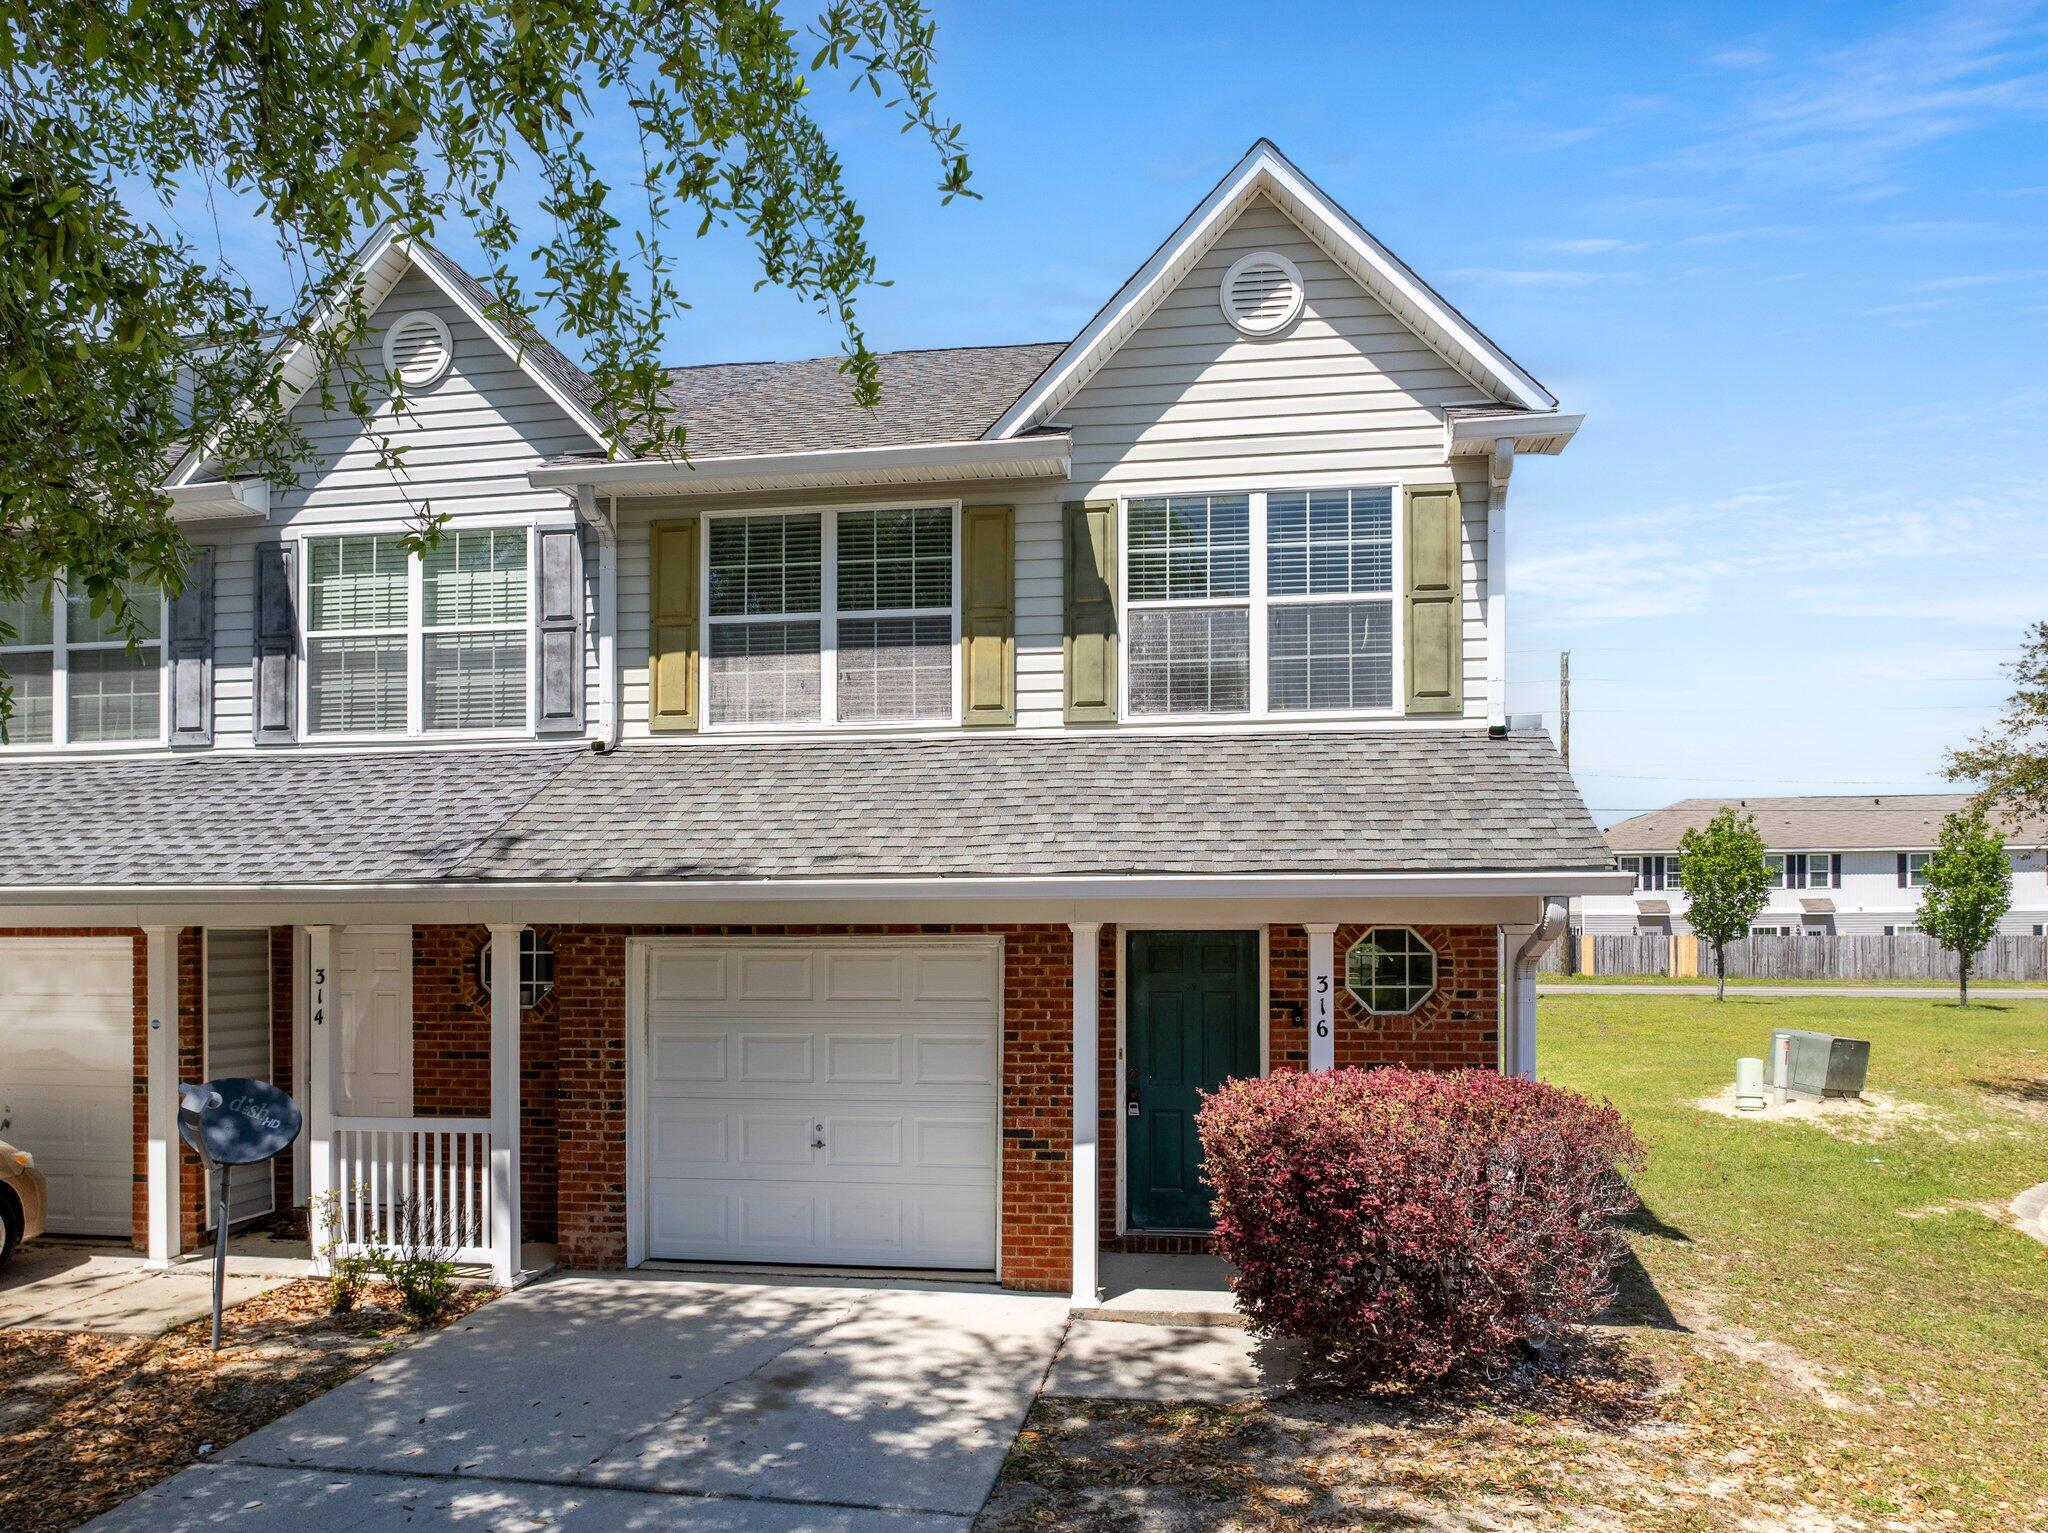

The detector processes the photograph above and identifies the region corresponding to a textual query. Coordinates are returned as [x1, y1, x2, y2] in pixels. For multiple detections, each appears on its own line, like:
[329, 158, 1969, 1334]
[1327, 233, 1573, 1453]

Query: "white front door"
[638, 938, 1000, 1270]
[0, 937, 134, 1236]
[334, 929, 412, 1117]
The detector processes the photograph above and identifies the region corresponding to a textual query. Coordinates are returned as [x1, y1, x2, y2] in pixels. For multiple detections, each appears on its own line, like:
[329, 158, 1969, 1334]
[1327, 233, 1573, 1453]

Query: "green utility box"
[1770, 1028, 1870, 1099]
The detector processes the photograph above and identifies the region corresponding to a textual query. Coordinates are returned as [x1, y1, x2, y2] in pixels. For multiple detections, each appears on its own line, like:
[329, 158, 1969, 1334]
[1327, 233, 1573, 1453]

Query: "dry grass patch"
[0, 1278, 495, 1533]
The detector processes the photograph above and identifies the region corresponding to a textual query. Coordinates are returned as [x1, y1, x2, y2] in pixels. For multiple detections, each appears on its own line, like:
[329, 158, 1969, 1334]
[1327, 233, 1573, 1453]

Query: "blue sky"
[158, 1, 2048, 823]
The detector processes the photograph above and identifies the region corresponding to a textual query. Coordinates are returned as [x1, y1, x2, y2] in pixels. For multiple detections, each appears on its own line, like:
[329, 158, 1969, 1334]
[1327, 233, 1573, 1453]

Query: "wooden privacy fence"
[1542, 931, 2048, 981]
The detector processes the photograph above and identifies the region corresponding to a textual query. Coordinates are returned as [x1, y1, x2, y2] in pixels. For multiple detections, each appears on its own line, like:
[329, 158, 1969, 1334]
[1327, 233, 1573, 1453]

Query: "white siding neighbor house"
[0, 141, 1625, 1300]
[1586, 795, 2048, 938]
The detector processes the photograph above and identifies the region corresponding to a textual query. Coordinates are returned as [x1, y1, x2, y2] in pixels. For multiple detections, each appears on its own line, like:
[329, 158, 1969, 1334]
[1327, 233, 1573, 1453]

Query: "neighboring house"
[1588, 795, 2048, 938]
[0, 141, 1622, 1303]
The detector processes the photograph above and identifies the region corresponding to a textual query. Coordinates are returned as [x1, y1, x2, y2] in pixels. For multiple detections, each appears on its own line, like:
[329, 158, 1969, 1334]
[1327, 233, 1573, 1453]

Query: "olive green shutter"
[1063, 499, 1117, 723]
[1403, 485, 1463, 715]
[960, 505, 1015, 726]
[648, 519, 700, 732]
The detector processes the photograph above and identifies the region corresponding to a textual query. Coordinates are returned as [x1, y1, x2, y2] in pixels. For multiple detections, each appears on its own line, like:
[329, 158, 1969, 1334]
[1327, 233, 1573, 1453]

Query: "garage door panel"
[640, 938, 1000, 1269]
[0, 938, 133, 1237]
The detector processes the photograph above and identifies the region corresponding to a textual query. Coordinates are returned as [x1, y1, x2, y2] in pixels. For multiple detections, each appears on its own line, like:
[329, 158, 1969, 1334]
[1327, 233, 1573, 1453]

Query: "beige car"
[0, 1137, 46, 1268]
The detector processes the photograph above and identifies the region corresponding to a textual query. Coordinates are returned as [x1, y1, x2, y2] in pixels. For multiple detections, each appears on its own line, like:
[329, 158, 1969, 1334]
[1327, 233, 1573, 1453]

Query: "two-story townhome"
[1586, 794, 2048, 938]
[0, 141, 1623, 1302]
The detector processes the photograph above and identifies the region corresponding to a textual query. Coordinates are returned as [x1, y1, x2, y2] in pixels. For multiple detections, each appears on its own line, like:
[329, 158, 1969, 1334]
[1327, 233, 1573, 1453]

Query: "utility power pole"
[1559, 650, 1571, 768]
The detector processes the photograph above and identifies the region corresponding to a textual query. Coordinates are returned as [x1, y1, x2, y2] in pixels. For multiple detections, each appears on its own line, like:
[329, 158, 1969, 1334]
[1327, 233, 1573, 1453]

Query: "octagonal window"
[1345, 927, 1435, 1015]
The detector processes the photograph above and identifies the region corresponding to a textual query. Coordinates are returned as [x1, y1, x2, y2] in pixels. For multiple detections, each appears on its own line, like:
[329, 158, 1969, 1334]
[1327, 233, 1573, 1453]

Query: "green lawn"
[1545, 993, 2048, 1527]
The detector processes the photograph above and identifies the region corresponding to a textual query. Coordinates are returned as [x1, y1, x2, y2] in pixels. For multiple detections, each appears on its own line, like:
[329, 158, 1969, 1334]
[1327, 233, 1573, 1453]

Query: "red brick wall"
[410, 925, 560, 1242]
[541, 924, 1076, 1292]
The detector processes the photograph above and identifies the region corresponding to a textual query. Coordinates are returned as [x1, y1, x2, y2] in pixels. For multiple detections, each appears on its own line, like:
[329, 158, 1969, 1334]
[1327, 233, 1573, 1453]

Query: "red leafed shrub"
[1196, 1067, 1642, 1385]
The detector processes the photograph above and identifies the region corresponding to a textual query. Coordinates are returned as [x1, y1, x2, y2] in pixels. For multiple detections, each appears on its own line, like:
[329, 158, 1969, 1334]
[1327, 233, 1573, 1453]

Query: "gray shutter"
[1896, 853, 1909, 888]
[534, 525, 585, 734]
[254, 542, 298, 743]
[167, 546, 214, 746]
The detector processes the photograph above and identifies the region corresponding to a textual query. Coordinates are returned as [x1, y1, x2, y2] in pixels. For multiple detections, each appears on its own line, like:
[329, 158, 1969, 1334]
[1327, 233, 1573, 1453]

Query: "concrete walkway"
[88, 1269, 1070, 1531]
[0, 1243, 285, 1335]
[1540, 983, 2048, 999]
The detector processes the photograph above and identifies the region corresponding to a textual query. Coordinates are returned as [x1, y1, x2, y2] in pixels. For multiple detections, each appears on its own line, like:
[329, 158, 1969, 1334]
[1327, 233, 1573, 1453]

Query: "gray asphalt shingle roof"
[0, 730, 1606, 889]
[1605, 793, 2048, 853]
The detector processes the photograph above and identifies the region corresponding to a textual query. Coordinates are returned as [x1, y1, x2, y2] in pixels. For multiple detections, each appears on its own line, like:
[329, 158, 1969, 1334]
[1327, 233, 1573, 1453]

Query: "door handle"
[811, 1122, 826, 1150]
[1126, 1094, 1140, 1117]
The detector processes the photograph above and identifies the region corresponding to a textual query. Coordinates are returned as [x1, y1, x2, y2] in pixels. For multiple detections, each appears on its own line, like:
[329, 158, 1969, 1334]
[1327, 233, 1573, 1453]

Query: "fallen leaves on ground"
[0, 1279, 496, 1533]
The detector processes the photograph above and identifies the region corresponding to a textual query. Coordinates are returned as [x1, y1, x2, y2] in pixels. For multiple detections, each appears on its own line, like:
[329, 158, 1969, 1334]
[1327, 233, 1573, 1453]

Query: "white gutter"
[1446, 410, 1583, 458]
[574, 485, 621, 753]
[528, 435, 1072, 497]
[1485, 438, 1511, 736]
[0, 869, 1637, 906]
[1504, 894, 1571, 1078]
[165, 479, 270, 524]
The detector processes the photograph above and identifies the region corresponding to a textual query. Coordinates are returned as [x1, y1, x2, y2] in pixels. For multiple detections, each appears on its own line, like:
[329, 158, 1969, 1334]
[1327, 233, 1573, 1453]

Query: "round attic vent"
[382, 310, 453, 390]
[1220, 251, 1304, 336]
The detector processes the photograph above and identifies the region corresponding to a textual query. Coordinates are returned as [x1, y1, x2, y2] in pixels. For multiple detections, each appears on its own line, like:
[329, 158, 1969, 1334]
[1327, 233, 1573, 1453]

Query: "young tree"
[0, 0, 972, 695]
[1917, 808, 2012, 1006]
[1677, 808, 1772, 1001]
[1949, 622, 2048, 821]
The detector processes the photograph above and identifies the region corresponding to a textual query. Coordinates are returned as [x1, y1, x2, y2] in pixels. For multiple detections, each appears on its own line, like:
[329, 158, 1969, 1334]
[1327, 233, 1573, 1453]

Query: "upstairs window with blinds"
[703, 506, 957, 728]
[0, 578, 163, 747]
[306, 528, 533, 737]
[1124, 487, 1398, 719]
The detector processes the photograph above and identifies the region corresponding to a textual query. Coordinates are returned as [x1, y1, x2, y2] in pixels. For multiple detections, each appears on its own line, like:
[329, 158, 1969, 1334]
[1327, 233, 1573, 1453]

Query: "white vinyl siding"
[196, 266, 599, 750]
[1047, 195, 1492, 727]
[0, 579, 162, 748]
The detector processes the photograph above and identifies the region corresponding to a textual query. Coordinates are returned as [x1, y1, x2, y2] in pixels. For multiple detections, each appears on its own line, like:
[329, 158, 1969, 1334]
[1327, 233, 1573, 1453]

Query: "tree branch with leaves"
[0, 0, 971, 706]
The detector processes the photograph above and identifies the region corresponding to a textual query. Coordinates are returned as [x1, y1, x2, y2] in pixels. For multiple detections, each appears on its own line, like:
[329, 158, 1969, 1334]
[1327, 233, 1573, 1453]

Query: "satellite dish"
[177, 1078, 302, 1167]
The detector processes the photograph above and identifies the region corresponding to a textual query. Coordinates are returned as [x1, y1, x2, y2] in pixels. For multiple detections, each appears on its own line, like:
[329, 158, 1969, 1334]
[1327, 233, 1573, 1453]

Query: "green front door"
[1125, 930, 1261, 1231]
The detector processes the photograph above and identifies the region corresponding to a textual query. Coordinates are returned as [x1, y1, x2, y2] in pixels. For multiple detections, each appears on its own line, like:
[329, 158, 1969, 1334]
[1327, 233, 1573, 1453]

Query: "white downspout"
[576, 485, 621, 753]
[1485, 436, 1513, 736]
[1505, 895, 1567, 1078]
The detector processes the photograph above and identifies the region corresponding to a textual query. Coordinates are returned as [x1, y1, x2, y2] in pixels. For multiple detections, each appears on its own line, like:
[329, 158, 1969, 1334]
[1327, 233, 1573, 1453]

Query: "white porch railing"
[329, 1115, 494, 1264]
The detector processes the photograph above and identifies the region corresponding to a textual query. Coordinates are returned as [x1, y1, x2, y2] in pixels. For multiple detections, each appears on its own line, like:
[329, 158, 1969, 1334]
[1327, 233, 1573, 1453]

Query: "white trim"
[1070, 921, 1101, 1308]
[305, 924, 337, 1272]
[987, 140, 1555, 440]
[1446, 410, 1583, 460]
[1304, 922, 1336, 1070]
[698, 500, 964, 733]
[529, 436, 1071, 497]
[0, 579, 169, 753]
[486, 923, 524, 1286]
[166, 479, 271, 524]
[1118, 486, 1403, 724]
[1343, 925, 1438, 1017]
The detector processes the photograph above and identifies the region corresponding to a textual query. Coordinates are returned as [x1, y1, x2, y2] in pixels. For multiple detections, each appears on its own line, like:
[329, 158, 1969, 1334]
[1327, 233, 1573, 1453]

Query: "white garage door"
[0, 937, 134, 1236]
[639, 938, 1000, 1270]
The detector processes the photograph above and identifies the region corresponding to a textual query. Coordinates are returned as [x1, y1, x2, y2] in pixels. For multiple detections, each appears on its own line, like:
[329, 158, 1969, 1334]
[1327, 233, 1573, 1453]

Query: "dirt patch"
[1694, 1084, 1942, 1141]
[978, 1336, 1711, 1532]
[1969, 1073, 2048, 1124]
[1662, 1297, 1871, 1415]
[0, 1278, 495, 1532]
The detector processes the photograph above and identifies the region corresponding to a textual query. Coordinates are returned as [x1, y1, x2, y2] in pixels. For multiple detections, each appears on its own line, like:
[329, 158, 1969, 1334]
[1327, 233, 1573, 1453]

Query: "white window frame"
[1343, 925, 1437, 1017]
[297, 522, 539, 743]
[1905, 851, 1934, 888]
[697, 501, 963, 733]
[1117, 483, 1405, 724]
[0, 576, 169, 751]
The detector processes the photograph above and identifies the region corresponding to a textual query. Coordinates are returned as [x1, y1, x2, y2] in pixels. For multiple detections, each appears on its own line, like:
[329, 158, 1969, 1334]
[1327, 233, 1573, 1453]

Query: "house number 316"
[1313, 974, 1331, 1039]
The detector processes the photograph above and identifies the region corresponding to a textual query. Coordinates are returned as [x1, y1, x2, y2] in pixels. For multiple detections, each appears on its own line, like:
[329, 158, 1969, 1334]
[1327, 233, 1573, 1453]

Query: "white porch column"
[488, 923, 525, 1287]
[143, 926, 179, 1266]
[1069, 921, 1102, 1309]
[1304, 923, 1337, 1072]
[305, 925, 338, 1271]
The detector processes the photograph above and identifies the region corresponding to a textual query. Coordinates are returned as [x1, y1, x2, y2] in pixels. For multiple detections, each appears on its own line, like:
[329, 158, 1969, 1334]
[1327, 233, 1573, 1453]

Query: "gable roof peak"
[984, 137, 1557, 439]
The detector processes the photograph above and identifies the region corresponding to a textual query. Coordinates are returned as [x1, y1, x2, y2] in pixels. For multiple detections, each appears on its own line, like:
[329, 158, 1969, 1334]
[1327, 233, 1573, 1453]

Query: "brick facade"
[14, 917, 1502, 1282]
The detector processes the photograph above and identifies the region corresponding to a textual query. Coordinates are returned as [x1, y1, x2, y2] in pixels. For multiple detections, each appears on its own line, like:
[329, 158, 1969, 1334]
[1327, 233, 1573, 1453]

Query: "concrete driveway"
[87, 1269, 1070, 1531]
